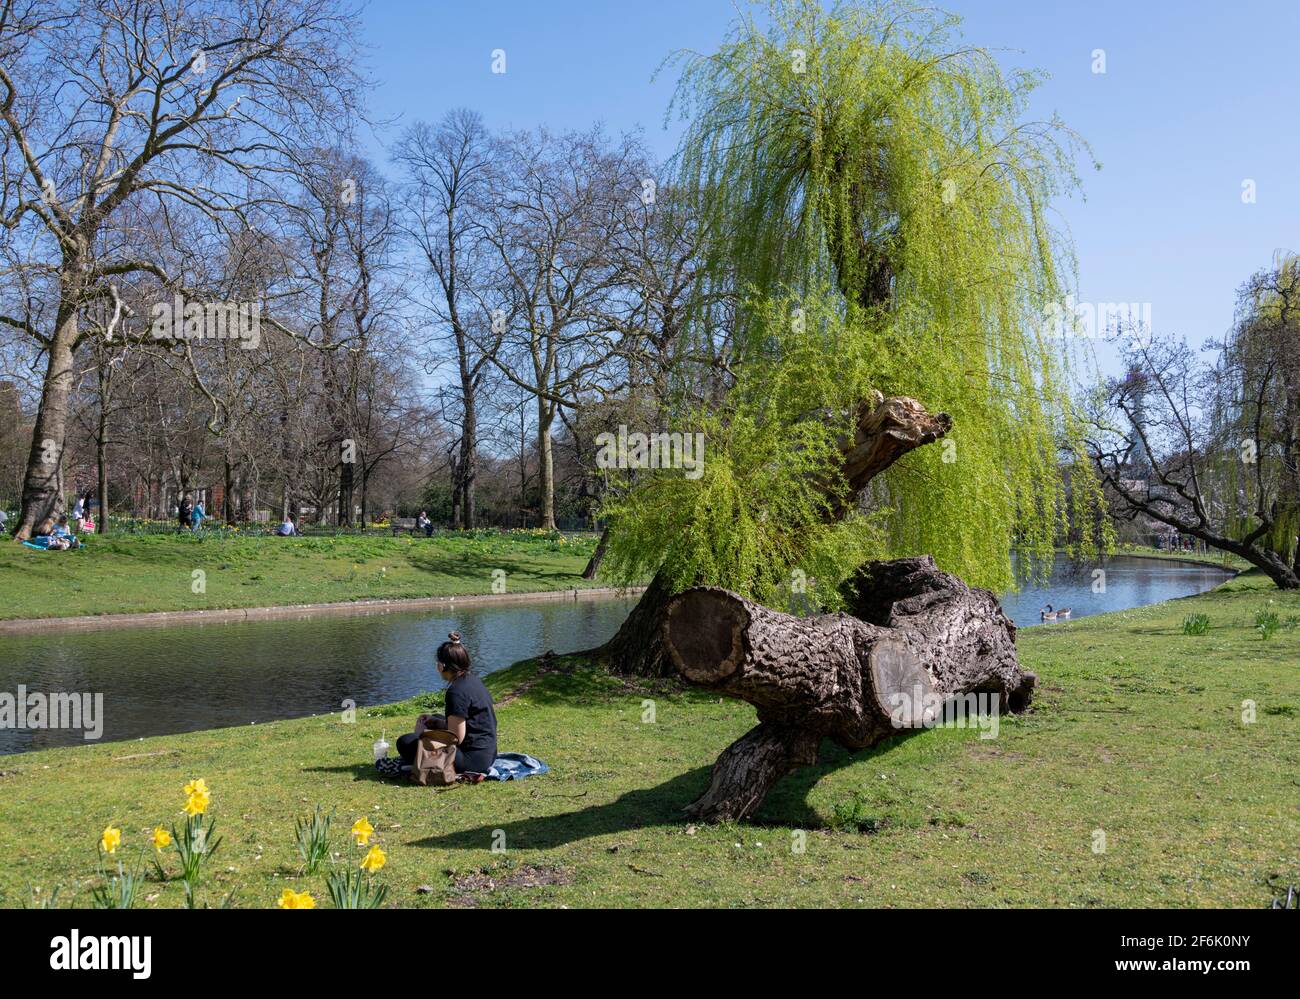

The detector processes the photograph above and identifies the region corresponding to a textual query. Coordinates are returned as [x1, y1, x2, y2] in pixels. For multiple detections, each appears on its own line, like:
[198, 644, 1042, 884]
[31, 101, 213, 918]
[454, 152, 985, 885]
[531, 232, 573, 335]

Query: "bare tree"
[1084, 310, 1300, 589]
[393, 109, 497, 529]
[475, 126, 648, 530]
[0, 0, 365, 539]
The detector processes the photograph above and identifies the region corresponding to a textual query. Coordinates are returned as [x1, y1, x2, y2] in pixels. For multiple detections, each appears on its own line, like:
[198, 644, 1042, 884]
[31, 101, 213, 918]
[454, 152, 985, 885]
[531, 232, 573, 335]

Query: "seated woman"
[397, 632, 497, 776]
[47, 515, 79, 550]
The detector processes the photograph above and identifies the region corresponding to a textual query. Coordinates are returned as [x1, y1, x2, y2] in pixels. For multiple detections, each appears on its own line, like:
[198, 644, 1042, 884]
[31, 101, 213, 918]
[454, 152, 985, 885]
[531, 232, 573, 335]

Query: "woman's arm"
[445, 715, 467, 743]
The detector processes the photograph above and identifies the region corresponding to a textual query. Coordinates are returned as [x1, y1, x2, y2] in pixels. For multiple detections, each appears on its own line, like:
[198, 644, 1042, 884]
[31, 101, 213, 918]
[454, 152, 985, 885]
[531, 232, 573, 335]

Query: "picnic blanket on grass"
[486, 753, 549, 781]
[374, 751, 548, 782]
[22, 535, 80, 551]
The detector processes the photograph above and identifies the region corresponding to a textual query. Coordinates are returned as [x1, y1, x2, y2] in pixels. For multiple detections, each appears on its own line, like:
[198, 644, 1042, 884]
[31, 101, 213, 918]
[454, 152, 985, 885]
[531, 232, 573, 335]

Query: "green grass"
[0, 530, 602, 620]
[1113, 544, 1249, 571]
[0, 572, 1296, 908]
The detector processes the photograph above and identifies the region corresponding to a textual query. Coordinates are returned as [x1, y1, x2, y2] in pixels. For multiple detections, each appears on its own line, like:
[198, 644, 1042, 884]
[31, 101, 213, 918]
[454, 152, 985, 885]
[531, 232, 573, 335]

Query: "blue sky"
[359, 0, 1300, 374]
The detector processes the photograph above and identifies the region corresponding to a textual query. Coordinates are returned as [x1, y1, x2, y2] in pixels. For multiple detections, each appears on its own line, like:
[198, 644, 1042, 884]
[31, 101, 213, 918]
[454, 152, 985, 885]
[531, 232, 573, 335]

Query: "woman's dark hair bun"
[437, 632, 472, 673]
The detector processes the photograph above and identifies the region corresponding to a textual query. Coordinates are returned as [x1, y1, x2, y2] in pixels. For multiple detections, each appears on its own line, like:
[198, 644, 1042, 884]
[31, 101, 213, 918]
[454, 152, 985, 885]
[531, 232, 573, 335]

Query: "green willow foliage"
[1221, 258, 1300, 563]
[602, 289, 890, 607]
[604, 0, 1108, 601]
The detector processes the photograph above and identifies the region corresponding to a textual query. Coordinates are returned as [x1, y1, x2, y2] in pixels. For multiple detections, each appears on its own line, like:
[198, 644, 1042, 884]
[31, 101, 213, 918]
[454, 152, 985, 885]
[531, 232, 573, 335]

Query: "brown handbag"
[410, 729, 459, 786]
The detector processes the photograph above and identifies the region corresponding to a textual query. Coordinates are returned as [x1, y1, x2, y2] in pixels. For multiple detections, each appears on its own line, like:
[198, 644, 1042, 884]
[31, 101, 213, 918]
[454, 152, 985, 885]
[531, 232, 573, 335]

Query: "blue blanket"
[485, 752, 549, 781]
[373, 751, 549, 781]
[22, 534, 78, 550]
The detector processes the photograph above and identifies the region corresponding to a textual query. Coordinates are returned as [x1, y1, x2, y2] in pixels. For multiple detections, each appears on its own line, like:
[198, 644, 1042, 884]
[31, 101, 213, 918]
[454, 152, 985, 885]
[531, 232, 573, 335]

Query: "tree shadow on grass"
[405, 552, 576, 587]
[409, 767, 712, 851]
[409, 734, 922, 851]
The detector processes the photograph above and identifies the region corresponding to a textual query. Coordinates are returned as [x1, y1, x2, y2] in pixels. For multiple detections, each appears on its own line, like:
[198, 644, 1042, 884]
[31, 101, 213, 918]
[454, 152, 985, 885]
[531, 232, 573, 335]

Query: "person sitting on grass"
[276, 515, 299, 537]
[47, 515, 79, 550]
[397, 632, 497, 777]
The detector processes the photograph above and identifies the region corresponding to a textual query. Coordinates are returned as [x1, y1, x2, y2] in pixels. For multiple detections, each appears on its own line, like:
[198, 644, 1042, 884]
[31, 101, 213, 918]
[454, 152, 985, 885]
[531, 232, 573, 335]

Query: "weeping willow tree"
[1216, 257, 1300, 582]
[597, 0, 1109, 673]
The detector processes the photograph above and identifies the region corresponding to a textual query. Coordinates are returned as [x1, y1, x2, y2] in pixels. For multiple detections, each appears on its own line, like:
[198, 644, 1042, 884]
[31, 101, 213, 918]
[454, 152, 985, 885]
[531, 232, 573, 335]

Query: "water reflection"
[1000, 555, 1232, 627]
[0, 596, 637, 754]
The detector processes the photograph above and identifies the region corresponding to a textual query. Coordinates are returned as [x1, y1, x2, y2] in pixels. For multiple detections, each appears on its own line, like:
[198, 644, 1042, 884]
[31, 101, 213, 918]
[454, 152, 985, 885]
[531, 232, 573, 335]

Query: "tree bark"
[449, 449, 462, 530]
[14, 302, 77, 540]
[224, 460, 238, 525]
[537, 398, 556, 531]
[664, 556, 1035, 822]
[338, 457, 354, 527]
[595, 570, 675, 676]
[582, 525, 610, 580]
[96, 420, 109, 536]
[831, 392, 951, 512]
[459, 371, 478, 530]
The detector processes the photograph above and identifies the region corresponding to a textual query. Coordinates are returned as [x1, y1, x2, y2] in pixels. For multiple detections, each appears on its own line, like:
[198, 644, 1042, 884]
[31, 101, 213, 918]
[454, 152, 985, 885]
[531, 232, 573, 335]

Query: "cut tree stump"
[662, 556, 1035, 822]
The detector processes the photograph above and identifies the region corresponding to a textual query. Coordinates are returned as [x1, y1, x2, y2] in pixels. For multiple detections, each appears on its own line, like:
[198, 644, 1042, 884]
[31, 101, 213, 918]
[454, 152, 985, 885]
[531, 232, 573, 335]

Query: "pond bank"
[0, 585, 644, 636]
[0, 571, 1295, 907]
[0, 531, 604, 623]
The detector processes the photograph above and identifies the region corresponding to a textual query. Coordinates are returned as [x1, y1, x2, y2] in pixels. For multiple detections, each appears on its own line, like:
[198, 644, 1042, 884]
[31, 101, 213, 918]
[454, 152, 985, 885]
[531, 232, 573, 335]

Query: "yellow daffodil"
[100, 826, 122, 854]
[183, 778, 209, 797]
[151, 826, 172, 852]
[183, 790, 210, 816]
[277, 889, 316, 909]
[350, 817, 375, 846]
[359, 844, 386, 873]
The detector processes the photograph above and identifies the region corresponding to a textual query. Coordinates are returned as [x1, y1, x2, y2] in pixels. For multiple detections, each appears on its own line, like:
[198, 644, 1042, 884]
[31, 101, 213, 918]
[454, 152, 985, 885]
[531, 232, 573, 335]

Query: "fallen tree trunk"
[595, 393, 952, 677]
[662, 556, 1035, 822]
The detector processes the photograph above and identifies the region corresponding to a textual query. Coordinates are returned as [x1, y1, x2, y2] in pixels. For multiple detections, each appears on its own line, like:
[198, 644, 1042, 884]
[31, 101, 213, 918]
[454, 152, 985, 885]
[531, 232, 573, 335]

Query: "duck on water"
[1040, 603, 1072, 623]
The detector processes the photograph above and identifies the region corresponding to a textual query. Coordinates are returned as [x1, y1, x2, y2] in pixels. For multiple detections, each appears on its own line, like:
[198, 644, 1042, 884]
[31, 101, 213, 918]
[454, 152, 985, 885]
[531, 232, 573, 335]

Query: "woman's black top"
[445, 672, 497, 770]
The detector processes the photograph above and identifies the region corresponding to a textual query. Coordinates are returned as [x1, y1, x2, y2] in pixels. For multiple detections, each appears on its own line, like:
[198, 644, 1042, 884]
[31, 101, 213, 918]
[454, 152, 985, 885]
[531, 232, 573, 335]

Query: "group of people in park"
[9, 490, 96, 550]
[176, 492, 306, 536]
[10, 496, 436, 541]
[176, 493, 207, 532]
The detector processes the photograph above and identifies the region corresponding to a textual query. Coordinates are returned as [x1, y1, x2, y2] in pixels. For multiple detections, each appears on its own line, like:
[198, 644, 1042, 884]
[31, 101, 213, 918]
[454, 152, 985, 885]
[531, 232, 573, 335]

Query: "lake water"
[0, 556, 1232, 754]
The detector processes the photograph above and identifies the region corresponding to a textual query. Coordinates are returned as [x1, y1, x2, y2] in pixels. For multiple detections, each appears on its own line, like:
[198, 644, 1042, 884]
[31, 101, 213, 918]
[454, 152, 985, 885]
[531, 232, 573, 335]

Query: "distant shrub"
[1182, 613, 1211, 636]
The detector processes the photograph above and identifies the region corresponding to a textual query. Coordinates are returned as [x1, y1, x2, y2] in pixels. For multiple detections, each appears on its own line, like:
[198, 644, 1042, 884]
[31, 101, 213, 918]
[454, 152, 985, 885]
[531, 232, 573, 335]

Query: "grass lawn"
[0, 530, 601, 620]
[0, 572, 1296, 908]
[1112, 544, 1250, 571]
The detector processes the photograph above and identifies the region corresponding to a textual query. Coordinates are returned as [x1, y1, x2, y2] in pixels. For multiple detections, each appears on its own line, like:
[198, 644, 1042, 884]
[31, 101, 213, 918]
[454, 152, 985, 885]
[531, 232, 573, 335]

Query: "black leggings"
[397, 720, 495, 774]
